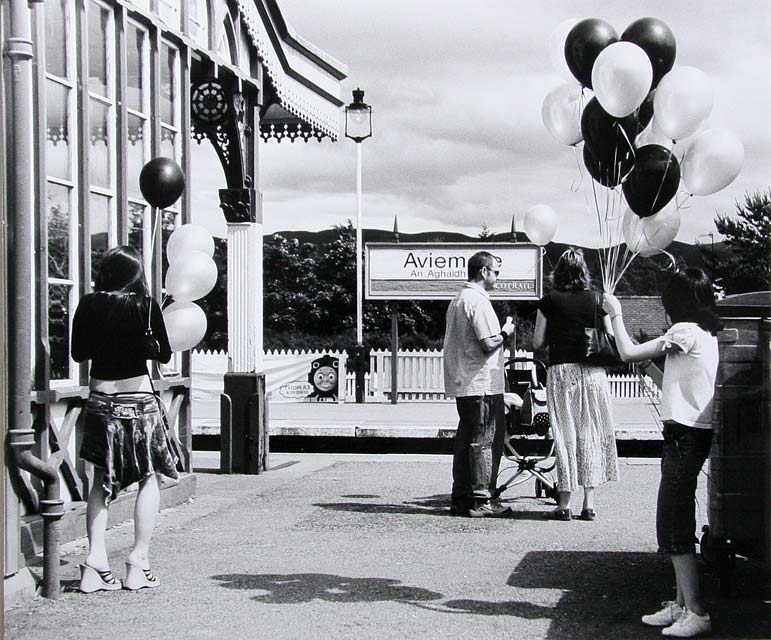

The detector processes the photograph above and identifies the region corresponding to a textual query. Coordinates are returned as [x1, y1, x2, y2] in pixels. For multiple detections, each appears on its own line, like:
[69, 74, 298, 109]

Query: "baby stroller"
[494, 356, 559, 503]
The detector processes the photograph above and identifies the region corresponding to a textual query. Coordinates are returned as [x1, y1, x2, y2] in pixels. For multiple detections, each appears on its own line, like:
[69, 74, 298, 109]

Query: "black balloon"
[564, 18, 618, 88]
[139, 157, 185, 209]
[581, 97, 638, 165]
[637, 90, 655, 131]
[622, 144, 681, 217]
[583, 145, 635, 188]
[621, 17, 676, 90]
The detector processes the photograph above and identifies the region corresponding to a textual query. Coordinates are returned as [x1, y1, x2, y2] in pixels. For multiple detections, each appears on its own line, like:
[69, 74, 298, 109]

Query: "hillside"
[269, 228, 714, 295]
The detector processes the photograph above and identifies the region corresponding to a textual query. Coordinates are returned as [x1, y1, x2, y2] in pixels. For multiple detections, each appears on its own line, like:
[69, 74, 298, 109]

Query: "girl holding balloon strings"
[72, 245, 178, 592]
[603, 268, 721, 638]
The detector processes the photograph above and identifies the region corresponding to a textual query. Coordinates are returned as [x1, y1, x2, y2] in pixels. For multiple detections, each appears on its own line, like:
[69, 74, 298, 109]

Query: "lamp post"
[345, 89, 372, 402]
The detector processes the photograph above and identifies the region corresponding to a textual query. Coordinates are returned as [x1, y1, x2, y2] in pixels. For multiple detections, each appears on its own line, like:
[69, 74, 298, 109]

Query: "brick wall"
[617, 296, 667, 339]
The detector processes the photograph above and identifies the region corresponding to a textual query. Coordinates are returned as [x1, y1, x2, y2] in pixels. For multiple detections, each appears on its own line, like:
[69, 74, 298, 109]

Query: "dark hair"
[661, 267, 723, 336]
[467, 251, 498, 280]
[95, 245, 149, 296]
[550, 248, 591, 292]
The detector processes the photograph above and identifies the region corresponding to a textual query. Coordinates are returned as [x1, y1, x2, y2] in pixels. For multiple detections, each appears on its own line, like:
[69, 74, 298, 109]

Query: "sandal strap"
[93, 567, 119, 585]
[142, 568, 158, 582]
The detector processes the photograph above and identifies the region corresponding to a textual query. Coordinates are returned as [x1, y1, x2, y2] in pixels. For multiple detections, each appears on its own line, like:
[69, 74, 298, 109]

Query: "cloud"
[194, 0, 771, 251]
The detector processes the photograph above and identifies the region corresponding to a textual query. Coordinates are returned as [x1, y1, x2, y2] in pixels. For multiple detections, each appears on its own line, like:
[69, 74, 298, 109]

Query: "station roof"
[238, 0, 348, 141]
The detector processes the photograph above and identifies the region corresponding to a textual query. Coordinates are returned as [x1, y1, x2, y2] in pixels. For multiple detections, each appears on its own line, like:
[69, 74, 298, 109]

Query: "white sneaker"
[642, 601, 684, 626]
[662, 608, 712, 638]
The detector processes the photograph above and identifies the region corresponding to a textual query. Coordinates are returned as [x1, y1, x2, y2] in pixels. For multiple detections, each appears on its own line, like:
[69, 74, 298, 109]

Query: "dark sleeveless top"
[538, 289, 606, 365]
[71, 292, 172, 380]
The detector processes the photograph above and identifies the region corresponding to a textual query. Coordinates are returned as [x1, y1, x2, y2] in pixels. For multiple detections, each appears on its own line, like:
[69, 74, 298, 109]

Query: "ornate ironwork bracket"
[190, 77, 251, 189]
[219, 188, 259, 224]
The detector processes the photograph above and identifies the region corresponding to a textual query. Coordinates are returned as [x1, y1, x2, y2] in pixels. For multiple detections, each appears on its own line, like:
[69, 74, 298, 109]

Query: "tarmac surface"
[4, 451, 769, 640]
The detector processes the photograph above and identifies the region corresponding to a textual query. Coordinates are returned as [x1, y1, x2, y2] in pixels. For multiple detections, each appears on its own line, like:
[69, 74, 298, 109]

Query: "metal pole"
[355, 142, 363, 346]
[390, 306, 398, 404]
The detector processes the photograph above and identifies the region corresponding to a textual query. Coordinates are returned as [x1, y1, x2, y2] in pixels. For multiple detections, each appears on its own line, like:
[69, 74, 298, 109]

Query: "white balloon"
[681, 128, 744, 196]
[636, 117, 674, 149]
[592, 42, 653, 118]
[162, 301, 207, 352]
[166, 224, 215, 263]
[524, 204, 558, 246]
[622, 207, 680, 257]
[164, 250, 218, 302]
[653, 66, 713, 140]
[542, 83, 584, 146]
[549, 18, 581, 81]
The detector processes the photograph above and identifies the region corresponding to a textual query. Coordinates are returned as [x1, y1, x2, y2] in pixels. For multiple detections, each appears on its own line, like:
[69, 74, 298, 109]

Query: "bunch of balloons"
[162, 224, 217, 352]
[541, 16, 744, 289]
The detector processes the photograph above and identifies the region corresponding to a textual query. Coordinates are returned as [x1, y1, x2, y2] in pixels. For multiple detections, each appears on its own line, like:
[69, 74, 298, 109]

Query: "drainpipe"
[7, 430, 64, 599]
[6, 0, 64, 599]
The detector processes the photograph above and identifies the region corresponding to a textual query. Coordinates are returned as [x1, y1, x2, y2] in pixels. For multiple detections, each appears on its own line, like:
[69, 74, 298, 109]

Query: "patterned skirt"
[80, 392, 179, 503]
[546, 363, 619, 492]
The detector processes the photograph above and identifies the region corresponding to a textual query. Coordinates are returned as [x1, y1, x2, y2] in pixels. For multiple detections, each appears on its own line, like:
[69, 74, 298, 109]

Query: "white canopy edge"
[237, 0, 348, 140]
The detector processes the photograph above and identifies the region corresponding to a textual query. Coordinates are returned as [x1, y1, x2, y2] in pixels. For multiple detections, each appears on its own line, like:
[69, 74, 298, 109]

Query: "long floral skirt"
[546, 363, 619, 492]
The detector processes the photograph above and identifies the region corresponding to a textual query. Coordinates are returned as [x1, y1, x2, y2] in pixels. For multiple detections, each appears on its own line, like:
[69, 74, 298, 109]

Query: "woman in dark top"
[72, 245, 178, 592]
[532, 248, 618, 520]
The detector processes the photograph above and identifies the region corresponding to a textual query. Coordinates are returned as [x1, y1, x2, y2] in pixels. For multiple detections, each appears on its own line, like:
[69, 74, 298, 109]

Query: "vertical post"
[390, 306, 398, 404]
[355, 142, 363, 346]
[390, 215, 399, 404]
[353, 142, 366, 403]
[5, 0, 36, 579]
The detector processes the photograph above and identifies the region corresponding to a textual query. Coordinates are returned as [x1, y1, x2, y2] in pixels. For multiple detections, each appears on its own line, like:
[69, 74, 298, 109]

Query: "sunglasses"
[485, 266, 500, 276]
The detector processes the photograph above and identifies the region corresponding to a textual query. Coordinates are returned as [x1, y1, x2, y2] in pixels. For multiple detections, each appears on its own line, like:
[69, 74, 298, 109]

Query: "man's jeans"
[452, 394, 506, 506]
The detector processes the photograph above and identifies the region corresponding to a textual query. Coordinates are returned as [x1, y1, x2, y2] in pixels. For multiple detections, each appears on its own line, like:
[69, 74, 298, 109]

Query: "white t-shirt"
[442, 282, 504, 398]
[660, 322, 719, 429]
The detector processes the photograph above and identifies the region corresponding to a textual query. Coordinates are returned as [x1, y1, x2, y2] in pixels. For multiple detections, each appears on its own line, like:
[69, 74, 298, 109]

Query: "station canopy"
[237, 0, 347, 142]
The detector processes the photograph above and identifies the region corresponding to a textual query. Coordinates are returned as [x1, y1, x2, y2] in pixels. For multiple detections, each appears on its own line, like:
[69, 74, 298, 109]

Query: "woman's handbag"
[584, 291, 621, 367]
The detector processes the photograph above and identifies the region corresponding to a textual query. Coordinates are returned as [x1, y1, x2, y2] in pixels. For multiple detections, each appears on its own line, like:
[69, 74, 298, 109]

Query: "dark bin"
[700, 291, 771, 594]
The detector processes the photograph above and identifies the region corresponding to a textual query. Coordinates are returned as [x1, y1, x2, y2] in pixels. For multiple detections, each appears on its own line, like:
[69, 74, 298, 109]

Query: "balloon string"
[617, 123, 636, 160]
[587, 175, 608, 290]
[648, 150, 674, 216]
[571, 144, 584, 192]
[675, 190, 693, 211]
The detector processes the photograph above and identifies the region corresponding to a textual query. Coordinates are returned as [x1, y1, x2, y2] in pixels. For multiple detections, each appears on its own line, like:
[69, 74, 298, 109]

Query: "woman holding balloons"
[603, 269, 721, 638]
[72, 245, 178, 592]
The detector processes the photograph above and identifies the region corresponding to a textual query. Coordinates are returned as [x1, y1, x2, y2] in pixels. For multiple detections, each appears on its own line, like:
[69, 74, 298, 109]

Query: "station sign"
[365, 242, 543, 300]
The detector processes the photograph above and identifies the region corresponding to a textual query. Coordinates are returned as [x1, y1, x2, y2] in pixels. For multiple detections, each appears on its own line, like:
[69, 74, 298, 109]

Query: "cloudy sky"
[193, 0, 771, 248]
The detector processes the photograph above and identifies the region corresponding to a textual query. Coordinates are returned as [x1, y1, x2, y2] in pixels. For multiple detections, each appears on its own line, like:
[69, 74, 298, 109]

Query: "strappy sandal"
[79, 564, 123, 593]
[124, 562, 161, 590]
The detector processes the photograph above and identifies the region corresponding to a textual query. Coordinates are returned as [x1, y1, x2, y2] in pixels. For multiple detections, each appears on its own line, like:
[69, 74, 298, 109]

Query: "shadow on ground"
[212, 551, 768, 637]
[312, 493, 555, 520]
[415, 551, 770, 639]
[211, 572, 443, 603]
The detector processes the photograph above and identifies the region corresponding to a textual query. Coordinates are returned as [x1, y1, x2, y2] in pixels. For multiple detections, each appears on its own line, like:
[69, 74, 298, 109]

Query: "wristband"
[499, 330, 509, 340]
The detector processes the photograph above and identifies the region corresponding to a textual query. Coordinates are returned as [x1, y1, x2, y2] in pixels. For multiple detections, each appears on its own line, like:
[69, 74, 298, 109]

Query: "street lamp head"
[345, 88, 372, 143]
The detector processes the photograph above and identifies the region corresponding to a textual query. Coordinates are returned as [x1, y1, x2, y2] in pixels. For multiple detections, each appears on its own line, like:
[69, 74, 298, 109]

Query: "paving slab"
[249, 398, 663, 440]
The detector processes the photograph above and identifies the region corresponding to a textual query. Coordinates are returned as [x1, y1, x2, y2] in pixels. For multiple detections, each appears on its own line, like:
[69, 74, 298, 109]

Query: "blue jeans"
[657, 422, 713, 555]
[451, 394, 506, 506]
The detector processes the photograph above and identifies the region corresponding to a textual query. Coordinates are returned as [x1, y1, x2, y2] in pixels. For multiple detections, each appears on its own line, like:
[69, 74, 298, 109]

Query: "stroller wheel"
[534, 479, 543, 498]
[546, 483, 560, 504]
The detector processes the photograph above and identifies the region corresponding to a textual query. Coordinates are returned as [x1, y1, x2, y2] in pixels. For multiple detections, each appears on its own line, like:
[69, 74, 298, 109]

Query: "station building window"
[190, 0, 211, 48]
[45, 0, 78, 382]
[88, 0, 117, 282]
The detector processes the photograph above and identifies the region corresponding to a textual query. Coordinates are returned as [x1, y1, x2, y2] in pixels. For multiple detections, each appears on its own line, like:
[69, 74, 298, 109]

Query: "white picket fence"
[351, 349, 660, 402]
[191, 348, 660, 407]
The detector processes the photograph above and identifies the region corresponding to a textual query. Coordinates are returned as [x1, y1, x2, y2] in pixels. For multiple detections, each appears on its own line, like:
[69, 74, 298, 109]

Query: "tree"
[700, 190, 771, 294]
